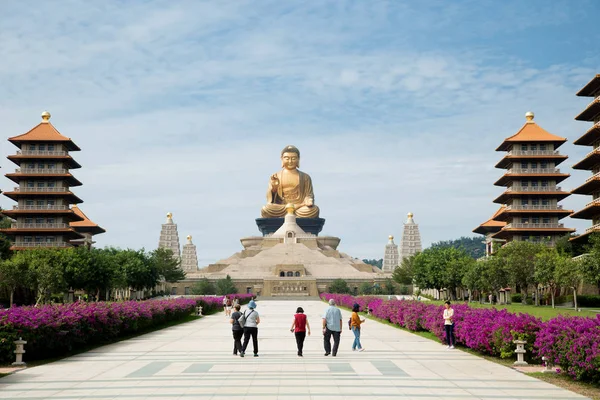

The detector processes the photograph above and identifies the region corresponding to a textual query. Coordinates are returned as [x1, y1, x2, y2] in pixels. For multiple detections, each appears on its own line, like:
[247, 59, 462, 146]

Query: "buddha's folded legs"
[261, 204, 319, 218]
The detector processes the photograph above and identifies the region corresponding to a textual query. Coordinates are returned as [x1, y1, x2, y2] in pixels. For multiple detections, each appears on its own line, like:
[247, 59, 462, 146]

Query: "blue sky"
[1, 0, 599, 264]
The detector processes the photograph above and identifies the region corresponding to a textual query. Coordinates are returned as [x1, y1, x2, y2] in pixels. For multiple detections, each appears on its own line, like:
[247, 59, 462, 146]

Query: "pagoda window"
[47, 217, 55, 224]
[25, 218, 33, 224]
[542, 199, 550, 206]
[47, 200, 55, 206]
[46, 237, 56, 243]
[38, 144, 46, 151]
[27, 163, 35, 169]
[25, 200, 34, 206]
[531, 163, 538, 170]
[532, 198, 540, 205]
[37, 163, 45, 169]
[541, 180, 548, 187]
[540, 161, 547, 169]
[521, 181, 529, 187]
[532, 217, 540, 224]
[286, 271, 294, 277]
[295, 271, 301, 277]
[530, 144, 537, 151]
[539, 144, 546, 151]
[36, 200, 44, 206]
[542, 217, 550, 224]
[521, 217, 529, 223]
[47, 181, 55, 188]
[521, 144, 527, 151]
[47, 163, 56, 169]
[279, 271, 285, 277]
[35, 218, 44, 224]
[35, 236, 43, 243]
[521, 161, 528, 169]
[37, 182, 45, 188]
[29, 145, 36, 150]
[27, 181, 34, 188]
[531, 181, 539, 187]
[47, 144, 55, 151]
[24, 236, 33, 243]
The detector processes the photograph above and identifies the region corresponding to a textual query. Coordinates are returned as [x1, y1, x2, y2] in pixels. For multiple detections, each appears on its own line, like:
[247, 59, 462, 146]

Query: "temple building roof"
[70, 205, 106, 235]
[576, 74, 600, 97]
[8, 112, 81, 151]
[496, 112, 567, 151]
[473, 206, 507, 235]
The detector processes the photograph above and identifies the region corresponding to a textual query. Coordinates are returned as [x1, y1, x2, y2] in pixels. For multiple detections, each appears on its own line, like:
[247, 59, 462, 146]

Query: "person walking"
[290, 307, 311, 357]
[350, 304, 366, 352]
[443, 301, 455, 349]
[225, 296, 233, 317]
[241, 299, 260, 357]
[322, 299, 343, 357]
[230, 304, 244, 357]
[222, 296, 228, 315]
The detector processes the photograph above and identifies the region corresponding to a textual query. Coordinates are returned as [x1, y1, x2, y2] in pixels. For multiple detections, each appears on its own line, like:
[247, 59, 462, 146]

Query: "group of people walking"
[227, 298, 366, 357]
[227, 298, 457, 357]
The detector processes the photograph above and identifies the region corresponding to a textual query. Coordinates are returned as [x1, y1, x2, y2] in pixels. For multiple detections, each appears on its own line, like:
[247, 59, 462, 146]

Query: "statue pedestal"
[256, 217, 325, 236]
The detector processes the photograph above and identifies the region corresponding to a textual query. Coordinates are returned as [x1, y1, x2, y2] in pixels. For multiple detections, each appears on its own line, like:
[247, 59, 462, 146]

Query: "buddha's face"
[281, 152, 299, 170]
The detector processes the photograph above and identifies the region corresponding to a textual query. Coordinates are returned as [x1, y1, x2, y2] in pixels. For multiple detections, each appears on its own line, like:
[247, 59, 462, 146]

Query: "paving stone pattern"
[0, 300, 588, 399]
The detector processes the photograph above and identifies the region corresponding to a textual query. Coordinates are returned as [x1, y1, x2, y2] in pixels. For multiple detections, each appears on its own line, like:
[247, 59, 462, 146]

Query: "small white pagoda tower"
[382, 235, 400, 272]
[399, 212, 422, 261]
[158, 212, 181, 258]
[181, 235, 199, 272]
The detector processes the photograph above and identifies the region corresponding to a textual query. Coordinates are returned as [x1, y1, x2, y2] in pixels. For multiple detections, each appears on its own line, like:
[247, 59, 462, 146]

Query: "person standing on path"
[230, 304, 244, 357]
[322, 299, 343, 357]
[443, 301, 455, 349]
[290, 306, 311, 357]
[225, 296, 233, 317]
[350, 304, 366, 352]
[241, 299, 260, 357]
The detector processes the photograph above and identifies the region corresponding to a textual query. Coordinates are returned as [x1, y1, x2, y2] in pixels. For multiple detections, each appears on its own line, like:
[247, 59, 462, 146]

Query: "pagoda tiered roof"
[70, 205, 106, 235]
[575, 97, 600, 122]
[573, 122, 600, 146]
[8, 115, 81, 151]
[576, 74, 600, 97]
[493, 187, 570, 204]
[495, 118, 567, 151]
[473, 206, 507, 235]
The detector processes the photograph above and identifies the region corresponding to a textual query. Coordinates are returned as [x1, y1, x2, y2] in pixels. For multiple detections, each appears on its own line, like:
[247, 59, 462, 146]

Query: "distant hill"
[363, 258, 383, 269]
[429, 236, 485, 259]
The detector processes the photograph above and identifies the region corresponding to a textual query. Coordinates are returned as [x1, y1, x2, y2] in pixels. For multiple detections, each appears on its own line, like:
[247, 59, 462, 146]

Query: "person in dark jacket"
[230, 304, 244, 357]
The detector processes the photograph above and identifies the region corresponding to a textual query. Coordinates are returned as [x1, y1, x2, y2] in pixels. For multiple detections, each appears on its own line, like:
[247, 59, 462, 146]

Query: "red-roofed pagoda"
[488, 112, 574, 245]
[0, 112, 104, 249]
[570, 75, 600, 243]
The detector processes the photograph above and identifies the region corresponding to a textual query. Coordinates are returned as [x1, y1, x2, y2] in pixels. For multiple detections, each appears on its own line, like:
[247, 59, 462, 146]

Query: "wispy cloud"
[1, 0, 598, 263]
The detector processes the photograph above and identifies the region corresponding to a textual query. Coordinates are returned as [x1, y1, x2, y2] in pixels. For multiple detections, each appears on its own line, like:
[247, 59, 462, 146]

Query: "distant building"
[489, 112, 574, 245]
[0, 111, 104, 249]
[399, 212, 422, 260]
[181, 235, 199, 272]
[570, 75, 600, 243]
[158, 212, 181, 258]
[382, 235, 399, 272]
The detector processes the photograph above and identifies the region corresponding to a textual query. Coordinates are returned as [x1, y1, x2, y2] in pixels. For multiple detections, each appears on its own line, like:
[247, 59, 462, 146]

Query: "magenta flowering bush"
[534, 314, 600, 383]
[321, 293, 600, 384]
[0, 295, 252, 364]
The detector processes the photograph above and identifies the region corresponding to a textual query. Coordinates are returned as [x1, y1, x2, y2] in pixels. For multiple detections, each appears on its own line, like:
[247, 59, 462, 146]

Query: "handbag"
[237, 309, 254, 328]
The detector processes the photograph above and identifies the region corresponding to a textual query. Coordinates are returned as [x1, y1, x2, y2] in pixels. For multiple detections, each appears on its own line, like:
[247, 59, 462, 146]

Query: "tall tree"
[495, 241, 545, 304]
[392, 255, 415, 285]
[328, 278, 350, 294]
[581, 233, 600, 294]
[215, 275, 237, 295]
[150, 248, 186, 283]
[534, 248, 561, 308]
[555, 256, 583, 310]
[191, 278, 216, 295]
[0, 258, 29, 307]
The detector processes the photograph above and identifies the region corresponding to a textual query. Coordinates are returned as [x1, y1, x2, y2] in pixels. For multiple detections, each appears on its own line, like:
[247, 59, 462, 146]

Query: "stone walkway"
[0, 300, 588, 400]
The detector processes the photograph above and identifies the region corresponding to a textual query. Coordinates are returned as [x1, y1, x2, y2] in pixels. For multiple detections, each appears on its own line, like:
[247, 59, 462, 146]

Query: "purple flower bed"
[322, 293, 600, 383]
[0, 294, 253, 364]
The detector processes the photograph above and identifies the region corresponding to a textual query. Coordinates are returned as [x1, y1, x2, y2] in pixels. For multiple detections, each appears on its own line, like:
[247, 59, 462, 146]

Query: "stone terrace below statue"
[0, 300, 586, 400]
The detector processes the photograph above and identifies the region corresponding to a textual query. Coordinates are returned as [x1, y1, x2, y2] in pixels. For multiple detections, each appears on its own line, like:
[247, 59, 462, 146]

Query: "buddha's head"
[281, 145, 300, 169]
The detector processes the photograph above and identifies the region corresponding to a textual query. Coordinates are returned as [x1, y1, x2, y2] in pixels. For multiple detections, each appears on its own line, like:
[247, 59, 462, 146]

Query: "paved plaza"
[0, 300, 588, 400]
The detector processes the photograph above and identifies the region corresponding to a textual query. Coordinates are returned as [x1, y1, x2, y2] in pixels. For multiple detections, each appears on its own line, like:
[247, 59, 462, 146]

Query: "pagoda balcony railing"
[582, 147, 600, 160]
[508, 149, 560, 156]
[11, 223, 69, 229]
[507, 167, 560, 174]
[585, 171, 600, 182]
[12, 205, 69, 210]
[505, 223, 564, 229]
[12, 187, 69, 192]
[507, 185, 561, 192]
[506, 204, 563, 210]
[586, 223, 600, 233]
[12, 242, 70, 248]
[14, 168, 68, 174]
[585, 198, 600, 207]
[15, 150, 68, 156]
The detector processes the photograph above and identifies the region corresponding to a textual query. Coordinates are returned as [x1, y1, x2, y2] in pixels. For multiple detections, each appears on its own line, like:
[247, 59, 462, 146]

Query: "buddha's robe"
[261, 170, 320, 218]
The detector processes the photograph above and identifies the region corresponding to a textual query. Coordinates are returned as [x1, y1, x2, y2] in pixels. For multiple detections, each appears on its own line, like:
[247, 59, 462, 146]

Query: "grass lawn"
[427, 300, 598, 321]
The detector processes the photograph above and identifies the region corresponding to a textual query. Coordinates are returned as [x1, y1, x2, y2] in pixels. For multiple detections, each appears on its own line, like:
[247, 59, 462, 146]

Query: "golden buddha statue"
[261, 145, 320, 218]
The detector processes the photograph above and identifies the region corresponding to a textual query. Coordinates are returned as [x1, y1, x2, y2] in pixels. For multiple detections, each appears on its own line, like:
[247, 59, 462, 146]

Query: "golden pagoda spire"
[41, 110, 51, 123]
[525, 111, 534, 123]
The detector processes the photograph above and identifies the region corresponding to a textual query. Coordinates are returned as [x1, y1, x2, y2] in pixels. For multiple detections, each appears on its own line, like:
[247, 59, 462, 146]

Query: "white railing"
[508, 186, 561, 192]
[586, 171, 600, 183]
[507, 168, 561, 174]
[12, 242, 70, 248]
[11, 223, 68, 229]
[585, 198, 600, 207]
[15, 150, 67, 156]
[507, 205, 563, 210]
[12, 187, 68, 192]
[505, 223, 564, 229]
[14, 168, 67, 174]
[12, 205, 69, 210]
[585, 223, 600, 233]
[508, 150, 559, 156]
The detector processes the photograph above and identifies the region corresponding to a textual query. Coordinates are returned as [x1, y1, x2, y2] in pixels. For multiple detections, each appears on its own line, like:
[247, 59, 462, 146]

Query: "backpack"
[238, 310, 254, 329]
[348, 317, 352, 329]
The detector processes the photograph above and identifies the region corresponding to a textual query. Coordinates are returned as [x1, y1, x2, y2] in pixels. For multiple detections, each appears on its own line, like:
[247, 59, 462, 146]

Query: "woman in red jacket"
[290, 307, 311, 357]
